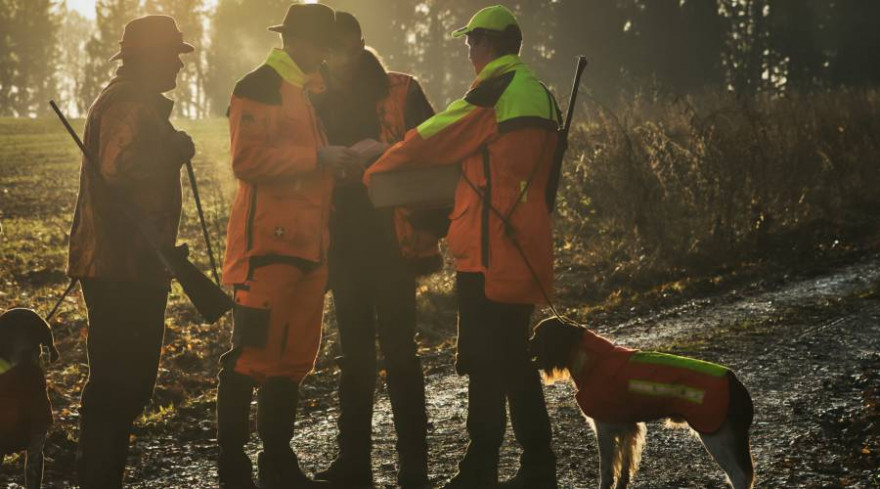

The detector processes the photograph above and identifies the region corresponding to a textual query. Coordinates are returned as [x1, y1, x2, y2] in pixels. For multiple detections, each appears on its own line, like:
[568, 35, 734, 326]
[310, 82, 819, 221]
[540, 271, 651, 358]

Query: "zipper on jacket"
[481, 146, 491, 268]
[246, 185, 258, 251]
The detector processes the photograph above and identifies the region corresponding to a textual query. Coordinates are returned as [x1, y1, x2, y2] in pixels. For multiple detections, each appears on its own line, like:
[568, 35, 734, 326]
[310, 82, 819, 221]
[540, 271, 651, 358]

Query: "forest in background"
[1, 0, 880, 118]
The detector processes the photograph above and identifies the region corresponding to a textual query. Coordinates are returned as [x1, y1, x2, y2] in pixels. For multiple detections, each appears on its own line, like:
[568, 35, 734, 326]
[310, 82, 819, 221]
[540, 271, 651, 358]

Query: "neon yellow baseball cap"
[451, 5, 519, 38]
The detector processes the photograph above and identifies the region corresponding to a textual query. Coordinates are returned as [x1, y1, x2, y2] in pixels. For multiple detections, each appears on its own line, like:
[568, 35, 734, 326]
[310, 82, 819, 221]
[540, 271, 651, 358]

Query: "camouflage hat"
[109, 15, 194, 62]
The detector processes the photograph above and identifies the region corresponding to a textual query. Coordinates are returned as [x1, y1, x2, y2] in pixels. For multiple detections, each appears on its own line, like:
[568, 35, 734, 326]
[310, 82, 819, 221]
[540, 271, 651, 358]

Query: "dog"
[0, 308, 60, 489]
[530, 317, 754, 489]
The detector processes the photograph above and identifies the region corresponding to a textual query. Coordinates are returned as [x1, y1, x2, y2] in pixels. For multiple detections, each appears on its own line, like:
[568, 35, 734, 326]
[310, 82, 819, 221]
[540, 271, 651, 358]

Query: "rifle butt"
[167, 246, 233, 323]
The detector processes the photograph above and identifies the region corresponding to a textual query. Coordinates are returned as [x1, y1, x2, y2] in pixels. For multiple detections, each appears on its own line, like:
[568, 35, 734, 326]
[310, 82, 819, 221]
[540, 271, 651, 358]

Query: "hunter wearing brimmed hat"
[216, 3, 356, 489]
[68, 14, 196, 489]
[365, 5, 561, 489]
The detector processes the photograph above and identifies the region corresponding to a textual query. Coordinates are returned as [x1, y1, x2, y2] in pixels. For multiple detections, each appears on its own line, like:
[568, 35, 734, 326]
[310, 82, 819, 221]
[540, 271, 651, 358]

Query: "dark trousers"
[76, 278, 168, 489]
[329, 236, 428, 482]
[455, 272, 554, 469]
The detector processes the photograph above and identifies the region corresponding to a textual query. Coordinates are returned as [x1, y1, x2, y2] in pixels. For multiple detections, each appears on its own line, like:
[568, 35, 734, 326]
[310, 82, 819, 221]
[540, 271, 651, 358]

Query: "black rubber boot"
[75, 414, 131, 489]
[440, 443, 498, 489]
[499, 359, 556, 489]
[217, 369, 257, 489]
[314, 357, 374, 488]
[386, 356, 430, 489]
[257, 377, 330, 489]
[441, 373, 505, 489]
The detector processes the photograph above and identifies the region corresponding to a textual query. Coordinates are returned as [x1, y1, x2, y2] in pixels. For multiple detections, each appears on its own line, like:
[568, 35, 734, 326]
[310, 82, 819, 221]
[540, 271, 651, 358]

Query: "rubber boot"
[440, 443, 499, 489]
[386, 356, 430, 489]
[499, 359, 557, 489]
[75, 413, 131, 489]
[217, 369, 258, 489]
[314, 357, 375, 488]
[441, 373, 505, 489]
[257, 377, 330, 489]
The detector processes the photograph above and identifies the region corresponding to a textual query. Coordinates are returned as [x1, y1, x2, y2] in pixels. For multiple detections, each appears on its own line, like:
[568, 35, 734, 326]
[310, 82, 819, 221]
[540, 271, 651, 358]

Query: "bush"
[555, 89, 880, 293]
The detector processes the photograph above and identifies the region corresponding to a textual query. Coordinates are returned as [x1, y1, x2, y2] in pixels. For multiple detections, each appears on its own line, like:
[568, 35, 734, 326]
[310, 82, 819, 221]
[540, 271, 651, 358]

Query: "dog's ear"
[38, 318, 60, 363]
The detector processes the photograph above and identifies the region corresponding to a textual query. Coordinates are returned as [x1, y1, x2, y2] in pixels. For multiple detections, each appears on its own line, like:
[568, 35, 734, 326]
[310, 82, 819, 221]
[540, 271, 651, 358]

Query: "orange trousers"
[226, 263, 328, 383]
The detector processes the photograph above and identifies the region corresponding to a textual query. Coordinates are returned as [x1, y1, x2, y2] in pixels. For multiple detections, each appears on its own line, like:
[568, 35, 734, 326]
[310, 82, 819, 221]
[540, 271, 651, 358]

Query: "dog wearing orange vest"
[530, 317, 754, 489]
[0, 308, 59, 489]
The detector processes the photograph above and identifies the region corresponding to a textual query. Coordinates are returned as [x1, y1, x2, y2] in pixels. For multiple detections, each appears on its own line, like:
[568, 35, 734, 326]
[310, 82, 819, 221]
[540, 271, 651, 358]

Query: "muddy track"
[13, 257, 880, 488]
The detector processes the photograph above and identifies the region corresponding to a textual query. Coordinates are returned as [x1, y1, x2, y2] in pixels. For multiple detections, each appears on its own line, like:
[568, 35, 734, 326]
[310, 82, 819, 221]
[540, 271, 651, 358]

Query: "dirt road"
[5, 256, 880, 488]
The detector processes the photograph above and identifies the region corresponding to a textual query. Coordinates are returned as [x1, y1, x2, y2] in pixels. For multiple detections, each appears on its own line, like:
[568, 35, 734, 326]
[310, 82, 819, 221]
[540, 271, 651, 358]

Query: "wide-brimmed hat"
[268, 3, 336, 47]
[451, 5, 520, 38]
[109, 15, 194, 62]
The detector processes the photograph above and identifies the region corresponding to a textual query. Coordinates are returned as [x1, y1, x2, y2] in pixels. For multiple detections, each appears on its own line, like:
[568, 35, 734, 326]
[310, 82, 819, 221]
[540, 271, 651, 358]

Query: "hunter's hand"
[171, 131, 196, 164]
[350, 138, 390, 163]
[318, 146, 360, 180]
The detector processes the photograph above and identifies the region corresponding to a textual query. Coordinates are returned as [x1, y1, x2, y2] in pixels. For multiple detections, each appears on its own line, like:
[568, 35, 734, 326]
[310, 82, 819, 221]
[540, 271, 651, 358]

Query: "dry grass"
[555, 89, 880, 300]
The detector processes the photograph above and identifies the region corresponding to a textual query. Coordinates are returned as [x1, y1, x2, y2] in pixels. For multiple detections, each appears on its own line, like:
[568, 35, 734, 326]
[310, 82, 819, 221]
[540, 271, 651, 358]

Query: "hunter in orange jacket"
[216, 5, 358, 488]
[364, 54, 560, 306]
[365, 7, 562, 488]
[222, 44, 344, 381]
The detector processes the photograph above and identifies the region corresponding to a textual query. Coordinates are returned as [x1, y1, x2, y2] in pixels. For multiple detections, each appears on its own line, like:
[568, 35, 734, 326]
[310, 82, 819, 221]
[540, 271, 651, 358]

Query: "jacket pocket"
[232, 288, 271, 349]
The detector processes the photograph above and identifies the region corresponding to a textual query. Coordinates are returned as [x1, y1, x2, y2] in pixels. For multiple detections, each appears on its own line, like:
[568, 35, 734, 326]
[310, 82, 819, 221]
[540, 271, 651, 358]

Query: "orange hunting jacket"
[365, 55, 561, 305]
[379, 73, 442, 271]
[223, 49, 332, 285]
[571, 329, 731, 434]
[68, 71, 183, 287]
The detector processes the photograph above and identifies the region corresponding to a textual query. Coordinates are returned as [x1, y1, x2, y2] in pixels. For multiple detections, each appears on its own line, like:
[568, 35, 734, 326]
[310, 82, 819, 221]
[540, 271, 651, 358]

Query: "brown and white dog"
[530, 317, 754, 489]
[0, 308, 59, 489]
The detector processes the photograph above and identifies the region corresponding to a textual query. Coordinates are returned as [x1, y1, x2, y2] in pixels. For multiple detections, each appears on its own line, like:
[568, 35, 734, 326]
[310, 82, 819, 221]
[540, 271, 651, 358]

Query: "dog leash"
[459, 170, 575, 325]
[45, 278, 77, 322]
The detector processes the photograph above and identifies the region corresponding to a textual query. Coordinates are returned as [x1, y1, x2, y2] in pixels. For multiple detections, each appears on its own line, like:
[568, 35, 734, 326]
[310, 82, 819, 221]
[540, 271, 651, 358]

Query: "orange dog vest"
[571, 330, 730, 434]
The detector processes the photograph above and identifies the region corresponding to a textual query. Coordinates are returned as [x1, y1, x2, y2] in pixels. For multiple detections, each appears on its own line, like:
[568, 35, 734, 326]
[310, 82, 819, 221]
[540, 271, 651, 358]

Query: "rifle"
[546, 56, 588, 212]
[49, 100, 233, 324]
[184, 160, 221, 285]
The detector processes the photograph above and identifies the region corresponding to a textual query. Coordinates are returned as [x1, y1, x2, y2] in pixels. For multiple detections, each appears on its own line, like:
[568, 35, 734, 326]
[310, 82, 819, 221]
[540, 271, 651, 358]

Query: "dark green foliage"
[0, 0, 57, 116]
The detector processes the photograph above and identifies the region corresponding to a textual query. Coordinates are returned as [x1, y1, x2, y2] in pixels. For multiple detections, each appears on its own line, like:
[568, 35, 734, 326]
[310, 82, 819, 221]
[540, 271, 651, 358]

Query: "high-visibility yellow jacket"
[365, 55, 561, 304]
[223, 49, 332, 285]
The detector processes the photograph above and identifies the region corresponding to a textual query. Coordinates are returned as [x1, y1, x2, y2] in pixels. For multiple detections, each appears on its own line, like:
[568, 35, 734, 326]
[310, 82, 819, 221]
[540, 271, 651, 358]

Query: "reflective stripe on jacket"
[67, 72, 183, 286]
[223, 49, 332, 285]
[572, 329, 731, 434]
[365, 55, 560, 304]
[379, 72, 443, 272]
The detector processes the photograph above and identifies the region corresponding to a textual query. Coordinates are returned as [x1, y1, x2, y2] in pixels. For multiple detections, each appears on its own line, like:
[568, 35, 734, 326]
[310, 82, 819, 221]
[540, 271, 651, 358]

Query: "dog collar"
[0, 358, 11, 375]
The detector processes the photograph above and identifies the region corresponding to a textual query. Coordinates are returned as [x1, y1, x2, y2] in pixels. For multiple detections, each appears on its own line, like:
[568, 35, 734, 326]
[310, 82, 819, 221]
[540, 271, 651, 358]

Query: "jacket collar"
[266, 48, 307, 88]
[472, 54, 524, 88]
